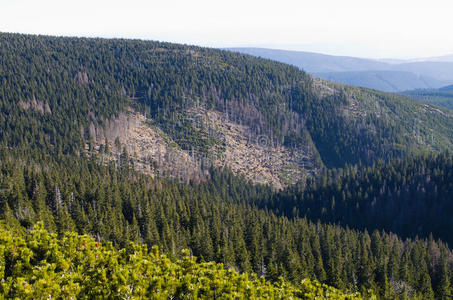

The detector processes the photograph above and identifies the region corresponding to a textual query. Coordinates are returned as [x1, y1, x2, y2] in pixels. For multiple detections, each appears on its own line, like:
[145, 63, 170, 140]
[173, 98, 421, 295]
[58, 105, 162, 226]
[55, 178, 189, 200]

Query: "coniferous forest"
[0, 32, 453, 299]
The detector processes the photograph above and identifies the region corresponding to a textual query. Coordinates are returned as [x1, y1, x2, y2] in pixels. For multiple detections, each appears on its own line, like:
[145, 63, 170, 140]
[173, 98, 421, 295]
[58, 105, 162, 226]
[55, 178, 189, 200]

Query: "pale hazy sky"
[1, 0, 453, 59]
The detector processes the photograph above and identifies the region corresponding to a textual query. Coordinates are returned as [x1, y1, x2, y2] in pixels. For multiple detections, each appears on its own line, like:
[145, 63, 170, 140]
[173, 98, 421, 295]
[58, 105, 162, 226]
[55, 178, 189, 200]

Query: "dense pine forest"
[270, 153, 453, 245]
[1, 150, 452, 298]
[0, 32, 453, 298]
[403, 86, 453, 110]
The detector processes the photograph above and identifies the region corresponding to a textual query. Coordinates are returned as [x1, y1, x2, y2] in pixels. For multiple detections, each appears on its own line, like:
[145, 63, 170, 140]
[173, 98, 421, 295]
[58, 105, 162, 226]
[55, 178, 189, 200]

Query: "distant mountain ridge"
[379, 54, 453, 64]
[226, 47, 387, 73]
[403, 54, 453, 63]
[403, 84, 453, 109]
[227, 47, 453, 92]
[440, 84, 453, 91]
[316, 70, 449, 93]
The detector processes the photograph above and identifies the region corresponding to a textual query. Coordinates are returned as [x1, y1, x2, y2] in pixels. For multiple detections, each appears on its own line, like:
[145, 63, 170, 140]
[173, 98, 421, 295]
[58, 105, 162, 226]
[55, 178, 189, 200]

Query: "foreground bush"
[0, 223, 370, 299]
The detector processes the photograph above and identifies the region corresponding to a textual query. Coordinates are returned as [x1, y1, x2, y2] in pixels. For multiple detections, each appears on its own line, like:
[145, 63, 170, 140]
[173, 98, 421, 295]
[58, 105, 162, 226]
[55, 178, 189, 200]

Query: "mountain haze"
[226, 47, 388, 73]
[403, 54, 453, 63]
[228, 47, 453, 92]
[318, 70, 449, 93]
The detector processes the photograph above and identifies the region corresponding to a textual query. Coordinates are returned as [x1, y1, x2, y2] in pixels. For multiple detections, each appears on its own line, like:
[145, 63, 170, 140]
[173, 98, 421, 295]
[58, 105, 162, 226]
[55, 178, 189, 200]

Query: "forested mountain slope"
[1, 33, 453, 188]
[403, 86, 453, 110]
[266, 153, 453, 246]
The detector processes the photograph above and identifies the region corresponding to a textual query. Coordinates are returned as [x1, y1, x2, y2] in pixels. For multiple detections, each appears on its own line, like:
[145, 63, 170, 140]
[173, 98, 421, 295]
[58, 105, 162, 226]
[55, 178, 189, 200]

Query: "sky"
[1, 0, 453, 59]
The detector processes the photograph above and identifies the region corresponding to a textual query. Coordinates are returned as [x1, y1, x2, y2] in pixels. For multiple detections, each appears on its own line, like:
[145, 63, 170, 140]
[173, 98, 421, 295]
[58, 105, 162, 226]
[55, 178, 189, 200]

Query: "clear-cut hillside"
[1, 32, 453, 187]
[90, 108, 319, 189]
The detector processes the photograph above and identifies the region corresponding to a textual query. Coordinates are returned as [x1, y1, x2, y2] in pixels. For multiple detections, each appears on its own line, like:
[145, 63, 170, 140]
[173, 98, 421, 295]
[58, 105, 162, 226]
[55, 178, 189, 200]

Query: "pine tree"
[419, 273, 435, 300]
